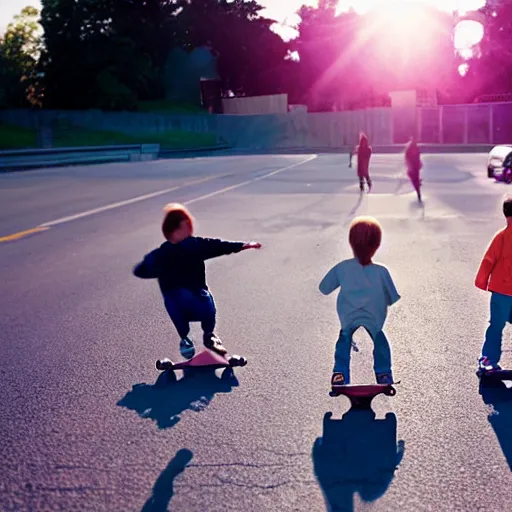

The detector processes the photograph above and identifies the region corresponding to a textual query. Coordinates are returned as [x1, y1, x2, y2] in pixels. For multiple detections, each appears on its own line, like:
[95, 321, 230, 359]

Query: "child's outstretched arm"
[475, 234, 501, 291]
[133, 249, 161, 279]
[197, 237, 261, 260]
[319, 266, 340, 295]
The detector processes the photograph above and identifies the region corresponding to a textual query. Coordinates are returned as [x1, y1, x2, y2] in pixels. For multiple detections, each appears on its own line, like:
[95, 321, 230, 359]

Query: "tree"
[176, 0, 291, 98]
[39, 0, 115, 108]
[39, 0, 292, 109]
[39, 0, 182, 109]
[291, 1, 458, 110]
[291, 3, 364, 109]
[0, 6, 42, 108]
[460, 1, 512, 100]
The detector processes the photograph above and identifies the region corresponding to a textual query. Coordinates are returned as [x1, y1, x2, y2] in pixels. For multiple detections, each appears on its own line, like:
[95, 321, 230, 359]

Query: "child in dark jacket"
[133, 203, 261, 358]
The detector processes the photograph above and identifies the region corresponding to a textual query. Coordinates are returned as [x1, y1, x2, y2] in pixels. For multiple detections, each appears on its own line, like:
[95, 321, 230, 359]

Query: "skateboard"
[156, 348, 247, 381]
[330, 383, 398, 410]
[476, 366, 512, 388]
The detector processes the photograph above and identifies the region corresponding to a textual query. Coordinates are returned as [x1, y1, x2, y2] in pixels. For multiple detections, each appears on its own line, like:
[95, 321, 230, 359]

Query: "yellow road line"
[0, 226, 50, 243]
[40, 156, 317, 227]
[1, 155, 318, 242]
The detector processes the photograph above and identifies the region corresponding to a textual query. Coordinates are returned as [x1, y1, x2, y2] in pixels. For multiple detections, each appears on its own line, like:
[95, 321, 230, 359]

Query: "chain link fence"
[417, 102, 512, 145]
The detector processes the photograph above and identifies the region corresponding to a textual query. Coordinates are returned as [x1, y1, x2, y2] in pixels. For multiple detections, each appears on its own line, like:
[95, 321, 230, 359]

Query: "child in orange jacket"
[475, 196, 512, 371]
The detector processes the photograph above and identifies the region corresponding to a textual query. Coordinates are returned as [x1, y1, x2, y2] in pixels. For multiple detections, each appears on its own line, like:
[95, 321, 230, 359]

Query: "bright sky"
[259, 0, 487, 40]
[1, 0, 40, 35]
[1, 0, 487, 43]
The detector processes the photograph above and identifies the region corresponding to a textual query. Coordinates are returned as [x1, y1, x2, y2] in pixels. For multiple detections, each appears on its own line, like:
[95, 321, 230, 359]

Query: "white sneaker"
[179, 337, 195, 359]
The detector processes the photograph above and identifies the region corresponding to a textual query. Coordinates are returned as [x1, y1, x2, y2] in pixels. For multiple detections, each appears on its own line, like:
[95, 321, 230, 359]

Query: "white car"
[488, 144, 512, 178]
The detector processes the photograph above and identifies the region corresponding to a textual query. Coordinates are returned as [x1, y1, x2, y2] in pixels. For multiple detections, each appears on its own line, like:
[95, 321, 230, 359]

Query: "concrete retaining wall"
[2, 103, 510, 150]
[222, 94, 288, 114]
[0, 108, 394, 149]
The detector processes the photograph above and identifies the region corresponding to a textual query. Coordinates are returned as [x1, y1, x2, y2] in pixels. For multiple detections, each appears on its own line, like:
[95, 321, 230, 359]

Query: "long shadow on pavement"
[141, 448, 193, 512]
[313, 410, 405, 512]
[480, 382, 512, 471]
[117, 369, 238, 429]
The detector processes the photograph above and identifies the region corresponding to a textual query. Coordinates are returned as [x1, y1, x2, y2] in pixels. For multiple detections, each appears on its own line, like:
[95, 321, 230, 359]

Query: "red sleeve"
[475, 233, 502, 290]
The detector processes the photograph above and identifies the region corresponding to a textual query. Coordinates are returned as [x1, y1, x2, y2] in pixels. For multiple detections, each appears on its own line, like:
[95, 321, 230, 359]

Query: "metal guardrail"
[159, 143, 231, 158]
[0, 144, 160, 171]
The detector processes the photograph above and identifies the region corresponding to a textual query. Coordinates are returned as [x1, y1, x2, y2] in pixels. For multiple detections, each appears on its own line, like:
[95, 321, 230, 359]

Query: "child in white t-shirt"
[319, 216, 400, 386]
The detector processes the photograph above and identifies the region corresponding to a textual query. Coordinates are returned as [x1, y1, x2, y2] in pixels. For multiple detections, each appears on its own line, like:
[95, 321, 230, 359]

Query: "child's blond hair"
[162, 203, 194, 240]
[349, 216, 382, 266]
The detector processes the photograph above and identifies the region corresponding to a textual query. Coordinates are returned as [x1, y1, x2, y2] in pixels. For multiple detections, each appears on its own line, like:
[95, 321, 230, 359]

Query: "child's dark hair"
[349, 216, 382, 266]
[162, 203, 194, 240]
[503, 197, 512, 218]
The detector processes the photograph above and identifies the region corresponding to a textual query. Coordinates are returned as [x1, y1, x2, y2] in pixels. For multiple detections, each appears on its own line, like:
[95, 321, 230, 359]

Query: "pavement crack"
[213, 476, 294, 490]
[31, 485, 110, 494]
[53, 464, 144, 473]
[259, 448, 310, 458]
[188, 462, 295, 469]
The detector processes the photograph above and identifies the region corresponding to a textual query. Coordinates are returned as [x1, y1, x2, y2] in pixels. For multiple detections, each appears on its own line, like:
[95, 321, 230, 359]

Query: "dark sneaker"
[376, 372, 393, 385]
[204, 333, 228, 355]
[179, 336, 195, 359]
[331, 372, 346, 386]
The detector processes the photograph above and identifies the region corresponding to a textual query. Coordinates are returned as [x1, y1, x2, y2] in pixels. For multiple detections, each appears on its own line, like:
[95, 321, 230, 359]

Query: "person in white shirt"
[319, 216, 400, 387]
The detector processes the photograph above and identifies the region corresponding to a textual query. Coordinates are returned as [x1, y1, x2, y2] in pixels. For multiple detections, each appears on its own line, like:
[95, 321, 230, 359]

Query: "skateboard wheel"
[228, 356, 247, 367]
[385, 386, 396, 397]
[156, 358, 173, 371]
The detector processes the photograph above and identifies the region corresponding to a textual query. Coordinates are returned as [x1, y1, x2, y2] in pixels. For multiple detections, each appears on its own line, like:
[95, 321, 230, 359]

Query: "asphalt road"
[1, 152, 512, 511]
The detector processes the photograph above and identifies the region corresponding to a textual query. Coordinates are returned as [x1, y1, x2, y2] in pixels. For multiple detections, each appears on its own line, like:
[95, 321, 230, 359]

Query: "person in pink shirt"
[475, 196, 512, 371]
[349, 132, 373, 192]
[404, 136, 423, 203]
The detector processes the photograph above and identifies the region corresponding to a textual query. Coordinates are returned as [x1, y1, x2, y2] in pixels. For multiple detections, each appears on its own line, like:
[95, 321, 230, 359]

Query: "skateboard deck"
[330, 383, 398, 410]
[156, 348, 247, 373]
[477, 368, 512, 387]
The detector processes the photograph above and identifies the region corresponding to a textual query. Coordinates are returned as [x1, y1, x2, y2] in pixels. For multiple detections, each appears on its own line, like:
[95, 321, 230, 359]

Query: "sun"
[336, 0, 486, 16]
[454, 19, 484, 53]
[339, 0, 485, 53]
[269, 0, 486, 75]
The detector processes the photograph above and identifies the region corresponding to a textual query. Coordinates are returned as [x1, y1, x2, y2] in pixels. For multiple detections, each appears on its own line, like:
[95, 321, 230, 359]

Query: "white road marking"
[39, 175, 224, 227]
[184, 155, 317, 206]
[39, 155, 317, 228]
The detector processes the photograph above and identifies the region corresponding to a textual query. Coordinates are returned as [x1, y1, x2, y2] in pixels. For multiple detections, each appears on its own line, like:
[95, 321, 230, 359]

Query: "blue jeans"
[333, 327, 392, 384]
[164, 288, 216, 339]
[482, 292, 512, 365]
